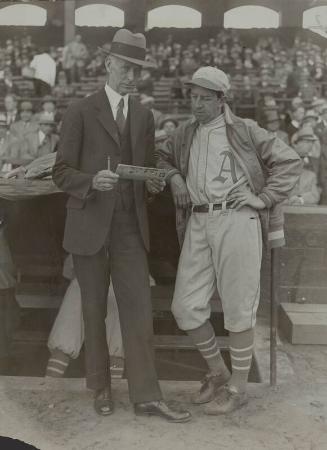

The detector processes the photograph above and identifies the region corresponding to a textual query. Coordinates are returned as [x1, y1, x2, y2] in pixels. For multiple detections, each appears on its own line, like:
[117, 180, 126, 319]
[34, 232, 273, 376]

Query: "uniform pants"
[73, 210, 162, 403]
[172, 206, 262, 332]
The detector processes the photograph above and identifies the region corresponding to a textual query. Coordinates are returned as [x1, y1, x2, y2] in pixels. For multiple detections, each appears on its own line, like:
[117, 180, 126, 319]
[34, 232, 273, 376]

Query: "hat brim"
[98, 47, 157, 69]
[184, 79, 227, 93]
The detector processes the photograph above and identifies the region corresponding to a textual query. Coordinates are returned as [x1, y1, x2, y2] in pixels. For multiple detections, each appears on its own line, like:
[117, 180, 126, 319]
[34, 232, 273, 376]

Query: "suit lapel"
[96, 88, 120, 148]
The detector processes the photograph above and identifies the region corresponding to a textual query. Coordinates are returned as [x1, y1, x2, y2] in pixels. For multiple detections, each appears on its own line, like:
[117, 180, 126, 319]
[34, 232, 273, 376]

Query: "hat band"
[111, 41, 145, 61]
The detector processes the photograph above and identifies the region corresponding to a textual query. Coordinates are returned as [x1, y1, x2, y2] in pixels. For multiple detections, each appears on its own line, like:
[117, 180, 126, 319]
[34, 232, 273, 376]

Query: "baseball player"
[157, 67, 301, 414]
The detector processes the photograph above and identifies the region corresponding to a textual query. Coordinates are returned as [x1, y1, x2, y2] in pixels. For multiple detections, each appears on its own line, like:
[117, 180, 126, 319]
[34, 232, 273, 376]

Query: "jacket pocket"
[66, 196, 85, 209]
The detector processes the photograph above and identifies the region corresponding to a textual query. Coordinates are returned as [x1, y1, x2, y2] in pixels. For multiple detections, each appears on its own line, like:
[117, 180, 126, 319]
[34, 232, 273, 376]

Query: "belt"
[192, 201, 233, 213]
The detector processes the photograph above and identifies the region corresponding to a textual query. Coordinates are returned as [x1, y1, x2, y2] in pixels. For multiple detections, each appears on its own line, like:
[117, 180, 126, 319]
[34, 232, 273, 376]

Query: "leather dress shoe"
[134, 400, 192, 423]
[94, 387, 114, 416]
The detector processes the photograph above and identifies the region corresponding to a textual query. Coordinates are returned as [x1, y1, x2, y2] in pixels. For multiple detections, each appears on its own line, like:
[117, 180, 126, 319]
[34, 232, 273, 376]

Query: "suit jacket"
[52, 88, 155, 256]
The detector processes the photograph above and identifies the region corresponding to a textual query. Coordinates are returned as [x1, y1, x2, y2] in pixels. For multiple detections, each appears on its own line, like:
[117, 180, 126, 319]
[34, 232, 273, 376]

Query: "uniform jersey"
[186, 114, 248, 204]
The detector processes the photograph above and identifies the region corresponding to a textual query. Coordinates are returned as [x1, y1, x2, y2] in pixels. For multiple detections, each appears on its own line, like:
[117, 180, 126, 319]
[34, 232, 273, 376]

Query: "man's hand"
[170, 173, 191, 209]
[146, 178, 166, 194]
[92, 170, 119, 191]
[229, 191, 266, 211]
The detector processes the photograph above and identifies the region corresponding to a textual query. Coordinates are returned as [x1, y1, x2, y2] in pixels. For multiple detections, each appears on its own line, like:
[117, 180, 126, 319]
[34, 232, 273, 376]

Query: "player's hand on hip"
[229, 191, 266, 211]
[170, 174, 191, 209]
[92, 170, 119, 191]
[146, 178, 166, 194]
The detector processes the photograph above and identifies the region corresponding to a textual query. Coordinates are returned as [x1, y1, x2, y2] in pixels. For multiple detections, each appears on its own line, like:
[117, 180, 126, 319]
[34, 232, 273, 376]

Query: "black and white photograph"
[0, 1, 327, 449]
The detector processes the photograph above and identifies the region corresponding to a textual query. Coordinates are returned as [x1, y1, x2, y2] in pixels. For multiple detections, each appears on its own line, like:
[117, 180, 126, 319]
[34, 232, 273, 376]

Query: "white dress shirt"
[104, 84, 129, 120]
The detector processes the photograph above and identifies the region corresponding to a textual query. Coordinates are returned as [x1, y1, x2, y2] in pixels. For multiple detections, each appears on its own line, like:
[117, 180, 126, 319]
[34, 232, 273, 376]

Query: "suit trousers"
[72, 209, 162, 403]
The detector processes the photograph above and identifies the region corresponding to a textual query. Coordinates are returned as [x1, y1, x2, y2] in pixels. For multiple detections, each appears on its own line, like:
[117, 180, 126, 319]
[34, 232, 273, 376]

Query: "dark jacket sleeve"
[52, 101, 94, 200]
[145, 109, 156, 167]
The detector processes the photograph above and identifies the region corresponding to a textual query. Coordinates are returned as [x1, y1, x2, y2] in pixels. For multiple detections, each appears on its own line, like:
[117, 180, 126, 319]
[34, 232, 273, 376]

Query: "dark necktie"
[116, 97, 126, 136]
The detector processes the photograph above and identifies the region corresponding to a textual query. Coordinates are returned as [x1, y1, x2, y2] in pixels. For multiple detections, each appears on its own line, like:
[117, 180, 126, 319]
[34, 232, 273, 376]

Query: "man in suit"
[10, 101, 38, 140]
[19, 113, 59, 163]
[52, 29, 191, 422]
[3, 94, 19, 127]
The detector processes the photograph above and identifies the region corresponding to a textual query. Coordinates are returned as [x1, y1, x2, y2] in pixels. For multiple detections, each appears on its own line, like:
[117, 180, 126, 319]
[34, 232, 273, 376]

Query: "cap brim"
[184, 79, 226, 93]
[98, 47, 157, 69]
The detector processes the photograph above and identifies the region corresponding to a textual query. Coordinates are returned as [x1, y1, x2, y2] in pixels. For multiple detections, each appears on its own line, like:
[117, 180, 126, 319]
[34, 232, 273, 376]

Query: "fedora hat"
[99, 29, 156, 68]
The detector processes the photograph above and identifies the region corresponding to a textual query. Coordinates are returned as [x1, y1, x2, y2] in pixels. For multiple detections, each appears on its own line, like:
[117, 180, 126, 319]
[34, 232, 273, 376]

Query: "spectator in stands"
[52, 70, 75, 98]
[0, 68, 19, 97]
[85, 52, 105, 78]
[302, 109, 319, 129]
[62, 34, 88, 83]
[136, 68, 154, 96]
[159, 116, 178, 138]
[30, 48, 57, 96]
[171, 75, 184, 100]
[285, 104, 305, 141]
[3, 94, 19, 126]
[311, 98, 326, 129]
[34, 95, 61, 126]
[18, 113, 59, 161]
[140, 94, 164, 129]
[298, 66, 317, 103]
[288, 126, 321, 205]
[0, 114, 20, 172]
[263, 108, 289, 144]
[292, 123, 321, 175]
[0, 55, 6, 80]
[315, 101, 327, 137]
[10, 101, 38, 139]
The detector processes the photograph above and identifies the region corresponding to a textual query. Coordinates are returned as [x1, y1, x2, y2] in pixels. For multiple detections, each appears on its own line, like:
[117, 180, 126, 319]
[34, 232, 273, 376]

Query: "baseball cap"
[185, 66, 230, 94]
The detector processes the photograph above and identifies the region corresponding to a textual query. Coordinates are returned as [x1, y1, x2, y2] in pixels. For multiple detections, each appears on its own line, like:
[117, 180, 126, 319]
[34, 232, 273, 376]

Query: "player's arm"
[247, 120, 302, 208]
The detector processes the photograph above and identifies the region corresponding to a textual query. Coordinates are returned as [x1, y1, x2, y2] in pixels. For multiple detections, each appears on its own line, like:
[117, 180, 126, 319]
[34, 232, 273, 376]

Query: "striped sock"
[229, 328, 254, 393]
[46, 349, 70, 378]
[187, 321, 229, 375]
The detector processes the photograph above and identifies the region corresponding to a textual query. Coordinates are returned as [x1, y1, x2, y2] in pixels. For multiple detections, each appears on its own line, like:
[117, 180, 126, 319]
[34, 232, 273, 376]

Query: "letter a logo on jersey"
[215, 151, 238, 184]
